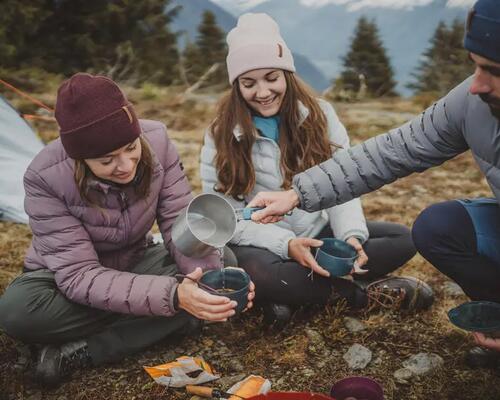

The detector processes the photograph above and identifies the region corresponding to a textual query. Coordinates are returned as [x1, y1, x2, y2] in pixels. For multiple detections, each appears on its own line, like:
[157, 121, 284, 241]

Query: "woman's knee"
[389, 224, 417, 260]
[366, 222, 416, 264]
[412, 201, 466, 255]
[0, 287, 35, 340]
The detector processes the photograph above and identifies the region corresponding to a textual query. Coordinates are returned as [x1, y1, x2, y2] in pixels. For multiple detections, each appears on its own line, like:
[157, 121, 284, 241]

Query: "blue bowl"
[200, 268, 250, 313]
[448, 301, 500, 335]
[316, 238, 357, 277]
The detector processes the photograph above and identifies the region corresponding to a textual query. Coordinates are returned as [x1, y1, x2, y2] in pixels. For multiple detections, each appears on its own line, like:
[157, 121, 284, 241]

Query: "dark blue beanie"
[464, 0, 500, 63]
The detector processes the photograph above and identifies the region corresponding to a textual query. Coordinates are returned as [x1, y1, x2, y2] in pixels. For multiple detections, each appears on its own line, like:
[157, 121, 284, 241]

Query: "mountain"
[242, 0, 470, 94]
[170, 0, 236, 45]
[170, 0, 329, 91]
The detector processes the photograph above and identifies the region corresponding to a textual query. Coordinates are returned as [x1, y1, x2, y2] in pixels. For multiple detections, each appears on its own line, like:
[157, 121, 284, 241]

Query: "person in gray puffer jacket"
[0, 73, 255, 387]
[249, 0, 500, 367]
[201, 13, 432, 330]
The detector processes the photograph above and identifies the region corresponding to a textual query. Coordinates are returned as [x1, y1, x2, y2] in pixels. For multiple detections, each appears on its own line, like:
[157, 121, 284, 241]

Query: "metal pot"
[172, 193, 237, 258]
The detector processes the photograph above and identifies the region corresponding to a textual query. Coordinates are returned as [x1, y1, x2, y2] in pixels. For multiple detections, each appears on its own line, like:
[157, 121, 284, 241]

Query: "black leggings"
[229, 221, 416, 306]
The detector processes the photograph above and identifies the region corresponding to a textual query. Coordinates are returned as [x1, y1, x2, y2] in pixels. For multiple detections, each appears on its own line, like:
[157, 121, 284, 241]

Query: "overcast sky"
[212, 0, 476, 12]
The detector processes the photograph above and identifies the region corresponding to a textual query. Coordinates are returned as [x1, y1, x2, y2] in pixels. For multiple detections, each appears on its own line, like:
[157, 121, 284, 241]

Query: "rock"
[343, 344, 372, 370]
[442, 281, 465, 297]
[275, 376, 287, 387]
[305, 329, 324, 346]
[344, 317, 367, 333]
[402, 353, 444, 376]
[302, 368, 315, 378]
[394, 368, 413, 383]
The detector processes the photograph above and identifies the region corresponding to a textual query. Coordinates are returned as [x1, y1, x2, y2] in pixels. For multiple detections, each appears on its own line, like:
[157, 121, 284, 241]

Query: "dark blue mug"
[200, 268, 250, 313]
[315, 238, 358, 277]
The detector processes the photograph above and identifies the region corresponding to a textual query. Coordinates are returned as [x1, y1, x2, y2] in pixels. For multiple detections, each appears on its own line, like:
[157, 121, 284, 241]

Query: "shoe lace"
[366, 284, 406, 312]
[60, 343, 91, 374]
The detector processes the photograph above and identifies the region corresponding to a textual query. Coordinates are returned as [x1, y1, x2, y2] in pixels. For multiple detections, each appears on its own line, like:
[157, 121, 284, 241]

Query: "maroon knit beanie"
[55, 73, 141, 159]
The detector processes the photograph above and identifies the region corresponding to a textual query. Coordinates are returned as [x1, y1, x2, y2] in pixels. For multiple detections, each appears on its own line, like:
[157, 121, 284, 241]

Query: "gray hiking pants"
[0, 244, 235, 365]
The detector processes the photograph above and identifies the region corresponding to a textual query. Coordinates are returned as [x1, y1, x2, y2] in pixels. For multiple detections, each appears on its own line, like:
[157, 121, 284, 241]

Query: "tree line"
[0, 0, 226, 86]
[0, 0, 474, 97]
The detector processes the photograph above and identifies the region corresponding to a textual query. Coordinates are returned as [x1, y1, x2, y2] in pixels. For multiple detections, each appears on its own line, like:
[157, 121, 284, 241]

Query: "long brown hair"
[74, 136, 154, 206]
[211, 71, 337, 199]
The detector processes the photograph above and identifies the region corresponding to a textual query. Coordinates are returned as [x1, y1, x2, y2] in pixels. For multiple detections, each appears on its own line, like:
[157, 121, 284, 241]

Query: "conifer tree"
[8, 0, 181, 84]
[195, 10, 227, 84]
[197, 11, 226, 68]
[339, 17, 397, 97]
[408, 19, 473, 96]
[181, 41, 204, 85]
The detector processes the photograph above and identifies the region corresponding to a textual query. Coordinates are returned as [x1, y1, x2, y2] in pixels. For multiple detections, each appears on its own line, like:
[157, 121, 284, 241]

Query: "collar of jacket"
[232, 101, 309, 142]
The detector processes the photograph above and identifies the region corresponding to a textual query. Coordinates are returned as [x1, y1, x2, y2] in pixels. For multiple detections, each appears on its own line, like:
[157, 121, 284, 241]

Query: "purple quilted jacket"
[23, 120, 220, 317]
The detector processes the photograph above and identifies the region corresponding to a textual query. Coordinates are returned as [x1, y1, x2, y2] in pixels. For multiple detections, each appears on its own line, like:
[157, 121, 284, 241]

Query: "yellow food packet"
[144, 356, 219, 388]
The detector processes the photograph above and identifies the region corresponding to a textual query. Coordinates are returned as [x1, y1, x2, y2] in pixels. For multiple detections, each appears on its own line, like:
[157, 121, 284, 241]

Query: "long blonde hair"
[210, 71, 337, 199]
[74, 136, 154, 206]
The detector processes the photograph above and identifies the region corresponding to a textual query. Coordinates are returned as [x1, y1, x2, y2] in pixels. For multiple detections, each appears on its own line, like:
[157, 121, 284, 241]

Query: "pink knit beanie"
[55, 73, 141, 159]
[226, 13, 296, 84]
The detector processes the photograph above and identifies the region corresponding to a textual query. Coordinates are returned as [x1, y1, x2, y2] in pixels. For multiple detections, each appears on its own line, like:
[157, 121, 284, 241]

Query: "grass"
[1, 84, 500, 399]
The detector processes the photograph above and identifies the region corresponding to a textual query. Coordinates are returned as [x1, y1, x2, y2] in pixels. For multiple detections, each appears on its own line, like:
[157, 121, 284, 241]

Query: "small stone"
[343, 343, 372, 370]
[344, 317, 367, 333]
[394, 367, 413, 383]
[305, 329, 324, 345]
[442, 281, 465, 297]
[402, 353, 444, 376]
[302, 368, 315, 378]
[275, 376, 287, 387]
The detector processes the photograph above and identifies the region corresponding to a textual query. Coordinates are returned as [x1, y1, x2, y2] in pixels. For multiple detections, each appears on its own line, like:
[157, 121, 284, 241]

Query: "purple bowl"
[330, 377, 384, 400]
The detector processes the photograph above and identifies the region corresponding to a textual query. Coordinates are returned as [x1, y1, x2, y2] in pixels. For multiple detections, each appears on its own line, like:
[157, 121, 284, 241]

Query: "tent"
[0, 95, 44, 223]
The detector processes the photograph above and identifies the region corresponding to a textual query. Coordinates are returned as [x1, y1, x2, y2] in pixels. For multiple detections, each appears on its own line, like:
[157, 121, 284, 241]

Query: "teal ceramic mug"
[315, 238, 358, 277]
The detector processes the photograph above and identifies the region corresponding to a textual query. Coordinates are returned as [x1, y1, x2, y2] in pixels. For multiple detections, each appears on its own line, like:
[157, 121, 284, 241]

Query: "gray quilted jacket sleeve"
[320, 100, 368, 242]
[293, 78, 471, 212]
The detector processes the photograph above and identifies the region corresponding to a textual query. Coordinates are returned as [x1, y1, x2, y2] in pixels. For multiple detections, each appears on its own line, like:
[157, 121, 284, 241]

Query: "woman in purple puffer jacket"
[0, 73, 254, 387]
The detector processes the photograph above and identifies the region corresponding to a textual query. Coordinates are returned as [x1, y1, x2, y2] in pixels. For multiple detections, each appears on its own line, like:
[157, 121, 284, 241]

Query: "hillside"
[1, 85, 500, 399]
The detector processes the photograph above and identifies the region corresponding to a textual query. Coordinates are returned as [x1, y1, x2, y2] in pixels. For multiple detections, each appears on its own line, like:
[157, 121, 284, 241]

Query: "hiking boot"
[465, 346, 500, 369]
[35, 340, 92, 387]
[365, 276, 434, 311]
[262, 303, 292, 330]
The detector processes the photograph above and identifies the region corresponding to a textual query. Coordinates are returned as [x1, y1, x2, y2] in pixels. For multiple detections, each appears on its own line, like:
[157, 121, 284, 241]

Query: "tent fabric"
[0, 95, 44, 223]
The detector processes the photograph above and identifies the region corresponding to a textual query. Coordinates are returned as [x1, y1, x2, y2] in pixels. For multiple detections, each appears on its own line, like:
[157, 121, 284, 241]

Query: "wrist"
[289, 189, 300, 208]
[173, 286, 180, 311]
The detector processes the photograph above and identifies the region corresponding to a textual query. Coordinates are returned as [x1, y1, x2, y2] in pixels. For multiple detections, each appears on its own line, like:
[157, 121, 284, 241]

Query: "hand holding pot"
[248, 189, 299, 224]
[288, 238, 330, 277]
[177, 268, 237, 321]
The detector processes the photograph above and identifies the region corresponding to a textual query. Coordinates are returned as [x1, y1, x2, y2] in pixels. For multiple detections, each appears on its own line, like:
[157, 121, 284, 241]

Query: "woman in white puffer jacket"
[200, 13, 432, 328]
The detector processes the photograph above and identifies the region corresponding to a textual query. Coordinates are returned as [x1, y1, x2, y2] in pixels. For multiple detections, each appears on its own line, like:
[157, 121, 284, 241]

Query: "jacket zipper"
[119, 191, 130, 244]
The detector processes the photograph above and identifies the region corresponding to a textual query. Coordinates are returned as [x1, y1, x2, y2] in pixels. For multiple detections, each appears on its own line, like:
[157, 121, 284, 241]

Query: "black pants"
[412, 200, 500, 302]
[230, 221, 416, 306]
